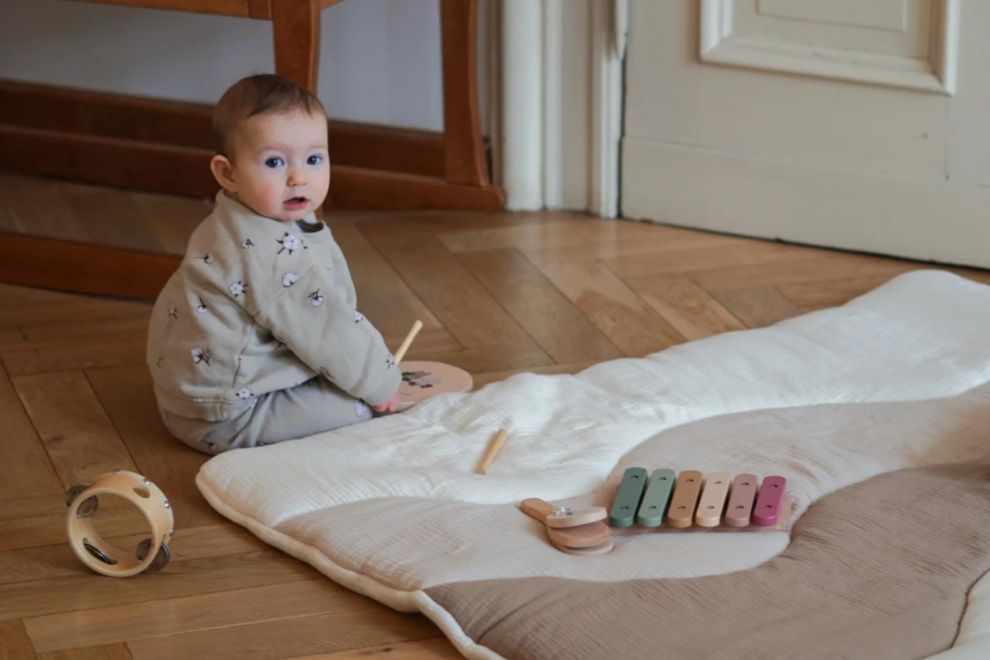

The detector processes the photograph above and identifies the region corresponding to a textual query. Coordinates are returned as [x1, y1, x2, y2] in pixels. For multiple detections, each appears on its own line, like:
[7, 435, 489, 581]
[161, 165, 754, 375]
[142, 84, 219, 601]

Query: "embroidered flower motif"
[235, 387, 253, 400]
[385, 355, 396, 368]
[228, 280, 247, 298]
[241, 238, 255, 248]
[353, 311, 366, 323]
[277, 232, 302, 255]
[195, 298, 208, 314]
[167, 306, 178, 320]
[197, 254, 213, 264]
[190, 347, 211, 366]
[354, 400, 371, 418]
[308, 290, 325, 307]
[281, 272, 300, 288]
[155, 357, 164, 368]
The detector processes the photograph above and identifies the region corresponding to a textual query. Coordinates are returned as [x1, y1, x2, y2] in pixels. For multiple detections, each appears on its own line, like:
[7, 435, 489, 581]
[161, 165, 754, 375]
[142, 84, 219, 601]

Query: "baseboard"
[0, 232, 180, 299]
[621, 137, 990, 269]
[0, 125, 216, 198]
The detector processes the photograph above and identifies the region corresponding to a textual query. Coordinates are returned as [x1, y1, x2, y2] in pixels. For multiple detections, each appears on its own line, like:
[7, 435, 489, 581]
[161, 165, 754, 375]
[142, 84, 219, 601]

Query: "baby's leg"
[224, 378, 372, 450]
[160, 378, 372, 454]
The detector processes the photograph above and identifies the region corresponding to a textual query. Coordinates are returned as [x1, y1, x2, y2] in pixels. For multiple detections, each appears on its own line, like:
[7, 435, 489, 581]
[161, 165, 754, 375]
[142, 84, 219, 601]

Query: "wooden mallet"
[394, 320, 423, 364]
[476, 428, 508, 475]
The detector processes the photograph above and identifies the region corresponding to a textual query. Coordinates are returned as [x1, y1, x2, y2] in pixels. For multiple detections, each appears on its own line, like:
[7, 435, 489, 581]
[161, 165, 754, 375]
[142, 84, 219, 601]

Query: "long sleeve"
[252, 258, 400, 405]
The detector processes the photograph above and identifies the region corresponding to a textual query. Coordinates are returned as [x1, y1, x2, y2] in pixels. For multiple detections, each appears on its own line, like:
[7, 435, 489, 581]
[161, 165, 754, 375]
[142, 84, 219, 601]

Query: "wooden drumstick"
[394, 320, 423, 364]
[476, 429, 508, 475]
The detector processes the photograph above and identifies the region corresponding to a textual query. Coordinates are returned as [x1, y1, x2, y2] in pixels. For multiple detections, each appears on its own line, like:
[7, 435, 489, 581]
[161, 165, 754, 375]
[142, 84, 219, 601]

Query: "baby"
[146, 74, 400, 454]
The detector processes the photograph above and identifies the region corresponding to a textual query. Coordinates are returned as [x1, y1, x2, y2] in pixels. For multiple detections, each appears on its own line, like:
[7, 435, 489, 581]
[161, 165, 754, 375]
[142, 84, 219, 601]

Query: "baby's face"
[228, 109, 330, 223]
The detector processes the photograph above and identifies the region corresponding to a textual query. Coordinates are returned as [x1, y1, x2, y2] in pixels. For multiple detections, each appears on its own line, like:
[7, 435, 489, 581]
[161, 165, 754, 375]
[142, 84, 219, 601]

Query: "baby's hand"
[370, 390, 400, 415]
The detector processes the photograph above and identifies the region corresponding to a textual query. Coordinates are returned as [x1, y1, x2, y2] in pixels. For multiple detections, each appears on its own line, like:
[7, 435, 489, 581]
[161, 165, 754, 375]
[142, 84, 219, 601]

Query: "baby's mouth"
[284, 196, 309, 207]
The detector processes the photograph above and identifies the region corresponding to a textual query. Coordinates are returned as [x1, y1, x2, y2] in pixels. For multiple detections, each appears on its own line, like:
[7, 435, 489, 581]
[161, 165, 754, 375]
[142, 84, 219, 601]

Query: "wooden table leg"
[441, 0, 489, 186]
[272, 0, 322, 92]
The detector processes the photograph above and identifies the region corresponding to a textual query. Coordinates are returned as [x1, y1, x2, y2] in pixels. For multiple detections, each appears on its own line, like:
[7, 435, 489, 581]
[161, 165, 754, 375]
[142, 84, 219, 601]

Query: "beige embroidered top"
[147, 192, 399, 422]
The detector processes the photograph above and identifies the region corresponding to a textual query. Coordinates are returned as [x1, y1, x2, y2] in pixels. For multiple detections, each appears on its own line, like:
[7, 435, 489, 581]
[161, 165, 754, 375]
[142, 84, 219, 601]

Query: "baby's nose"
[288, 168, 307, 186]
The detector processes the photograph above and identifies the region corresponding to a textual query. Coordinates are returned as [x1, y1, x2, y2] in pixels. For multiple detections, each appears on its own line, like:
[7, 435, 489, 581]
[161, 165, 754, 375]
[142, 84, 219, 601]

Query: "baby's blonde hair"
[212, 74, 326, 157]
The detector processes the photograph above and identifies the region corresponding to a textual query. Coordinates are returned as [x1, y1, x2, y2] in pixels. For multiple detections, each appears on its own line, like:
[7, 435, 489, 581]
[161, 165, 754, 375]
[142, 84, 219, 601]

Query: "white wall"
[0, 0, 445, 131]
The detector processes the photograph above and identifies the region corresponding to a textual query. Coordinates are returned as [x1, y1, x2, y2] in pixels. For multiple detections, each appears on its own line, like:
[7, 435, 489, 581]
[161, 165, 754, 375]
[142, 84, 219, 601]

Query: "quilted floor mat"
[197, 270, 990, 658]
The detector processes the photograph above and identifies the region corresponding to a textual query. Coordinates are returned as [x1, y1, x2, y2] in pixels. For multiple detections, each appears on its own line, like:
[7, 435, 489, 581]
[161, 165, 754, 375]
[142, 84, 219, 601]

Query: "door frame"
[495, 0, 626, 216]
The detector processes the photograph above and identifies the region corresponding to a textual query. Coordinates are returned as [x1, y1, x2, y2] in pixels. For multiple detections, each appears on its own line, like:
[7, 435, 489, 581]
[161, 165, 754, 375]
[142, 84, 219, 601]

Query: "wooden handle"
[476, 428, 508, 475]
[394, 320, 423, 364]
[520, 497, 556, 521]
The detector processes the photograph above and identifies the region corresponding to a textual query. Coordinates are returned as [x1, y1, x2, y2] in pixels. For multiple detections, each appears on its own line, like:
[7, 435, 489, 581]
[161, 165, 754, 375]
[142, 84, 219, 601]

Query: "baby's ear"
[209, 155, 237, 192]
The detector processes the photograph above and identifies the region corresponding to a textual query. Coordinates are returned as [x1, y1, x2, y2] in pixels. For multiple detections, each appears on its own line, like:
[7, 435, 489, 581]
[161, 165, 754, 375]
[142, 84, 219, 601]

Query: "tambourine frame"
[66, 470, 174, 577]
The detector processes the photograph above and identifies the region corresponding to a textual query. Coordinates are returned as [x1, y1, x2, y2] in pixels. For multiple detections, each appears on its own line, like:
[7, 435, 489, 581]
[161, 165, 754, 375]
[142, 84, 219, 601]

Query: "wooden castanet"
[544, 504, 607, 528]
[549, 524, 612, 550]
[553, 538, 614, 555]
[520, 498, 613, 555]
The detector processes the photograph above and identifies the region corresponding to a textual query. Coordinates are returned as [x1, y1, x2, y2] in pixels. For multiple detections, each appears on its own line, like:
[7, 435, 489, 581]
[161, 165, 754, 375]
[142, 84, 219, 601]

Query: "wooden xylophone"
[609, 468, 792, 533]
[518, 469, 791, 556]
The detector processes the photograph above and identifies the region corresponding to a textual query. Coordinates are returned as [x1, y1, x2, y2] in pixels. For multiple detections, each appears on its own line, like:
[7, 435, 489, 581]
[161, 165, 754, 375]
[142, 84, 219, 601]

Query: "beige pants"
[159, 378, 373, 454]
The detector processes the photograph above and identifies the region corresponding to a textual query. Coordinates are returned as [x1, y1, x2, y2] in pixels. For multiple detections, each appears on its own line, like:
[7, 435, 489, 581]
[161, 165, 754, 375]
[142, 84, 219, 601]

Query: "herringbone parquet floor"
[1, 171, 987, 659]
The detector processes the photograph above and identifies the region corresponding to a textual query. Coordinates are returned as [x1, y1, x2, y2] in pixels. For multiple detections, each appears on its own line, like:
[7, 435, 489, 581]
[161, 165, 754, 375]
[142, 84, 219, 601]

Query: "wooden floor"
[2, 173, 989, 659]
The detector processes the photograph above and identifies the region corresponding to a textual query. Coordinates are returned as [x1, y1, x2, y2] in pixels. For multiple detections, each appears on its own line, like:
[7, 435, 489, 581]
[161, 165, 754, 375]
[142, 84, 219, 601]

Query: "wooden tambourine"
[398, 360, 473, 411]
[65, 470, 174, 577]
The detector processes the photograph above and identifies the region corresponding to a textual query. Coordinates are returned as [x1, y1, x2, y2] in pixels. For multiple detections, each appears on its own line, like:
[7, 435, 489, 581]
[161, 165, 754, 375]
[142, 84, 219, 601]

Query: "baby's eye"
[307, 154, 323, 166]
[264, 157, 284, 168]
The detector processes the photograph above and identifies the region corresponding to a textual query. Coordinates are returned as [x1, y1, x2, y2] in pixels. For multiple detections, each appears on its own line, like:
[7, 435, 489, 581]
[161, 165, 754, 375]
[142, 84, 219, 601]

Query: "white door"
[621, 0, 990, 268]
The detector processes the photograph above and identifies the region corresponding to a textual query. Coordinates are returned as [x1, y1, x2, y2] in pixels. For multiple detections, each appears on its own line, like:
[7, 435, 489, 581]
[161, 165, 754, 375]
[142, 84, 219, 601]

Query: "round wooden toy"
[66, 470, 174, 578]
[397, 360, 473, 411]
[548, 523, 612, 550]
[553, 538, 614, 556]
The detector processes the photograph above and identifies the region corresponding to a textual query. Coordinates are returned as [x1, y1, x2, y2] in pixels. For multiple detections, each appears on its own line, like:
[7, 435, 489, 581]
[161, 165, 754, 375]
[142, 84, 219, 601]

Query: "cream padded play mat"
[197, 270, 990, 659]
